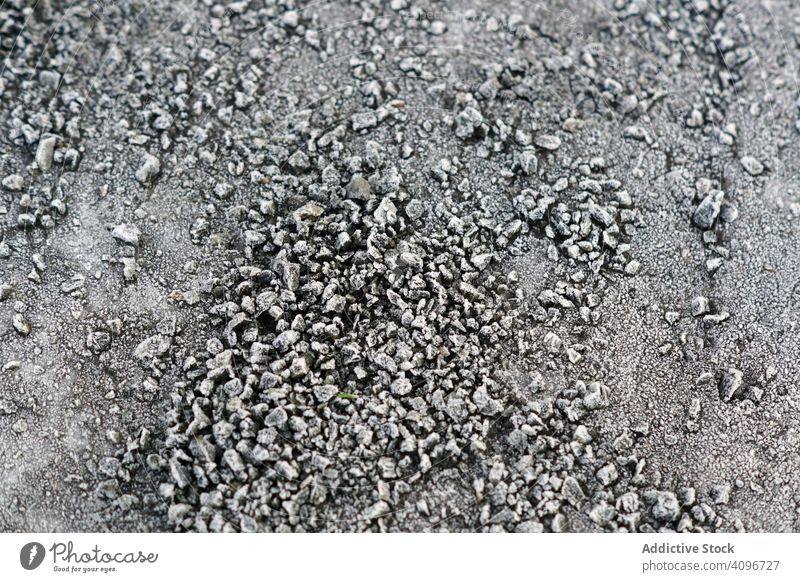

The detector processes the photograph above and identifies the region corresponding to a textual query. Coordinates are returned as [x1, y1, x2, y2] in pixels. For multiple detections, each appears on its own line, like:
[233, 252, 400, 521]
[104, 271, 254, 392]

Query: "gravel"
[719, 368, 745, 403]
[690, 296, 711, 317]
[692, 191, 725, 230]
[135, 153, 161, 184]
[111, 224, 142, 247]
[1, 0, 799, 535]
[740, 156, 765, 176]
[35, 135, 57, 172]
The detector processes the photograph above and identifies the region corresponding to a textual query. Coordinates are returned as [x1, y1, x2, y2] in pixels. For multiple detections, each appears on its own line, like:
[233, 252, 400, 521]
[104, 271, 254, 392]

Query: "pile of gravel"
[134, 68, 719, 531]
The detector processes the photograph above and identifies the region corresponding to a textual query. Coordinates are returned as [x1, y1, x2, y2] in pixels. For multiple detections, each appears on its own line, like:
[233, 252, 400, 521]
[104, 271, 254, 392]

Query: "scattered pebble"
[35, 135, 57, 171]
[692, 190, 724, 230]
[1, 174, 24, 191]
[135, 153, 161, 184]
[13, 313, 31, 336]
[534, 134, 561, 150]
[719, 368, 744, 402]
[739, 155, 764, 176]
[690, 296, 710, 316]
[111, 224, 141, 247]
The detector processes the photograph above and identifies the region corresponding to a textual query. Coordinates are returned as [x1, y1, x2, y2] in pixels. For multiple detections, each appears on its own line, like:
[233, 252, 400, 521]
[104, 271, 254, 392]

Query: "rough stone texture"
[1, 0, 799, 534]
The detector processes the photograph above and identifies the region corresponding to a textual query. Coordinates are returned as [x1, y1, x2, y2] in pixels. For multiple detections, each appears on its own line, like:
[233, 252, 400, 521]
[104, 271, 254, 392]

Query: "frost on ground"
[1, 0, 800, 532]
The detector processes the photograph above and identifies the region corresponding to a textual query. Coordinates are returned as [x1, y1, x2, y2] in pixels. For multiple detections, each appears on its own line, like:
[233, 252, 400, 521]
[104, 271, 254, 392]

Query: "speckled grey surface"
[1, 0, 799, 532]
